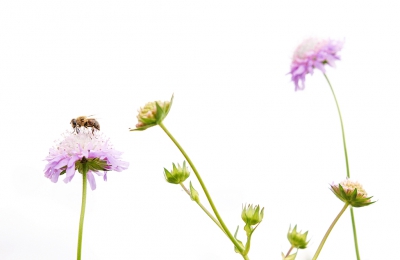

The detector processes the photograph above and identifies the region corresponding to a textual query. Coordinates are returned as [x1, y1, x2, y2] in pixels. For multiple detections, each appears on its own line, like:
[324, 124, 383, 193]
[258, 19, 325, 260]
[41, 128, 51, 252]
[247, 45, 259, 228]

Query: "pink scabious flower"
[44, 131, 129, 190]
[289, 38, 343, 91]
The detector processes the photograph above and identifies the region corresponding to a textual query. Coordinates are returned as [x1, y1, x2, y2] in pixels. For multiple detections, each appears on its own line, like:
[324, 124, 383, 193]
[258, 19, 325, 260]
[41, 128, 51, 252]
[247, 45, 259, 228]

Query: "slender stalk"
[179, 183, 227, 235]
[312, 203, 349, 260]
[285, 246, 294, 258]
[159, 122, 245, 254]
[323, 73, 350, 178]
[243, 234, 251, 256]
[77, 170, 87, 260]
[350, 208, 360, 258]
[323, 73, 360, 260]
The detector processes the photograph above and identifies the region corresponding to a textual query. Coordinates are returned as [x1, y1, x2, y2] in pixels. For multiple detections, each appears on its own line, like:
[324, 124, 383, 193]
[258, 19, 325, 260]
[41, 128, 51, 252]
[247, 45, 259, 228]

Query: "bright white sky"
[1, 1, 399, 260]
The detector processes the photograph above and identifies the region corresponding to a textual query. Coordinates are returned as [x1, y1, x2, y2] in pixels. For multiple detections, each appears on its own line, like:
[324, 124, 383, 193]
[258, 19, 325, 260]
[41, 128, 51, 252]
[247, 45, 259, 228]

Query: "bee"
[70, 116, 100, 134]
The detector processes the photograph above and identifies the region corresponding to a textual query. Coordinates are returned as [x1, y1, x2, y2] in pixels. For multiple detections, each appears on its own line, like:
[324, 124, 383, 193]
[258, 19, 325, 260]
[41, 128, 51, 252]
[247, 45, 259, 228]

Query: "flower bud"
[330, 178, 375, 207]
[131, 94, 173, 131]
[163, 161, 190, 184]
[287, 225, 309, 249]
[241, 204, 264, 226]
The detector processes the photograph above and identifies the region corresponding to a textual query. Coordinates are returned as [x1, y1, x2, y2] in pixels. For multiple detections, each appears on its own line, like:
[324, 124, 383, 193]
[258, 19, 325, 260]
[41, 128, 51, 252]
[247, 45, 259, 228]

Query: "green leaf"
[281, 251, 297, 260]
[233, 226, 244, 254]
[189, 181, 200, 203]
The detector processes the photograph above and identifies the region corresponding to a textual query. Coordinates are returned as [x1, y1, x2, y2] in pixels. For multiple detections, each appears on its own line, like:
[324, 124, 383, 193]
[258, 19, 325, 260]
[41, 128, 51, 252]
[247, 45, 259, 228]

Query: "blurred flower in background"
[289, 38, 343, 91]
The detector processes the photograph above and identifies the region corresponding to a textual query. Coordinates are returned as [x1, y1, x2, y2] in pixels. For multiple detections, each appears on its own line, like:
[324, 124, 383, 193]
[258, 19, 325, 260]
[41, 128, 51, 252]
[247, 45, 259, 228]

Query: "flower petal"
[87, 171, 97, 190]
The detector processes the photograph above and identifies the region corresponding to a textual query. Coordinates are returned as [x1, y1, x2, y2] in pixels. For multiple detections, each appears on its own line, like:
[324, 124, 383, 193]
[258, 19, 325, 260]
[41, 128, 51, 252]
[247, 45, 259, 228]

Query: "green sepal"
[88, 158, 109, 171]
[75, 157, 109, 175]
[59, 165, 67, 176]
[130, 124, 155, 131]
[331, 184, 375, 207]
[155, 101, 164, 124]
[350, 187, 358, 201]
[155, 94, 174, 124]
[163, 168, 173, 182]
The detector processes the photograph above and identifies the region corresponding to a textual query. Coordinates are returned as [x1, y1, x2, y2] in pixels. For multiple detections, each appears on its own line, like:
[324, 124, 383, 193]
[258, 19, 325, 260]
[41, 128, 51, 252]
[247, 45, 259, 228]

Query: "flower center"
[340, 179, 367, 197]
[293, 38, 325, 59]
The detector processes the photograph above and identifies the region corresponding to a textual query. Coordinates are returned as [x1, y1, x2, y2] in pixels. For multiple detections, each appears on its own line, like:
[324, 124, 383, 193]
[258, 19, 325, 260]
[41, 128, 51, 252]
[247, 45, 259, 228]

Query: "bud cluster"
[163, 161, 190, 184]
[330, 179, 375, 207]
[131, 95, 173, 131]
[287, 225, 309, 249]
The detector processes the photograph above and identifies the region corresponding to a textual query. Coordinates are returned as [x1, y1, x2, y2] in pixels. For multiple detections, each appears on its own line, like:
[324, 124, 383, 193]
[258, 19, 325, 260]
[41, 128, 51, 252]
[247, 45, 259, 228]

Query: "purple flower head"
[44, 131, 129, 190]
[289, 38, 343, 91]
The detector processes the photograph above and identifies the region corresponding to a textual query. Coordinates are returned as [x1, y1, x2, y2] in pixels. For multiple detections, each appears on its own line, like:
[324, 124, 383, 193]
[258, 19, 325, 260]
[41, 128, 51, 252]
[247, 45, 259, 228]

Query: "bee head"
[70, 119, 77, 128]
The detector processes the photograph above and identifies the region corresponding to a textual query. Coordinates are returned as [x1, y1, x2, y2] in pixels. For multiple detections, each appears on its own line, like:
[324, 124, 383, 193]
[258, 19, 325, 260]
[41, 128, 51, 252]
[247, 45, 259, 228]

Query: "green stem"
[312, 203, 349, 260]
[285, 246, 294, 258]
[243, 234, 251, 256]
[350, 207, 360, 258]
[179, 183, 227, 235]
[323, 73, 350, 178]
[324, 73, 360, 260]
[159, 122, 245, 254]
[77, 169, 88, 260]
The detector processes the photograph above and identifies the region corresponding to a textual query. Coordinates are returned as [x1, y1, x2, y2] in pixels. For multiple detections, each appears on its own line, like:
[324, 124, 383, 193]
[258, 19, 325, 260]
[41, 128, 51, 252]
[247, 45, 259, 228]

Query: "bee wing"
[86, 114, 102, 120]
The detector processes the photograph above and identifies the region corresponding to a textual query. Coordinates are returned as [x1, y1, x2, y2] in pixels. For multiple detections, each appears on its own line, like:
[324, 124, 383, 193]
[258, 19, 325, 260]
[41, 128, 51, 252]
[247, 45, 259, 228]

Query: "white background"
[1, 1, 399, 259]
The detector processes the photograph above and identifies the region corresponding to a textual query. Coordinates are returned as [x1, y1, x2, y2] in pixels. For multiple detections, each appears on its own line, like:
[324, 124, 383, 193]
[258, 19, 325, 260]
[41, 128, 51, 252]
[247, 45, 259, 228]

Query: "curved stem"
[312, 203, 349, 260]
[324, 73, 360, 260]
[77, 170, 87, 260]
[179, 183, 227, 235]
[323, 73, 350, 178]
[159, 122, 245, 254]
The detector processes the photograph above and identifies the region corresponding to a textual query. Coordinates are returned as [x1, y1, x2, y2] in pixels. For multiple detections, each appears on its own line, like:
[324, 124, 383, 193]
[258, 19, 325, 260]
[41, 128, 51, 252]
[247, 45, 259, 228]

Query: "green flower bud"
[241, 204, 264, 226]
[130, 94, 174, 131]
[189, 181, 200, 203]
[330, 179, 375, 207]
[163, 161, 190, 184]
[287, 225, 309, 249]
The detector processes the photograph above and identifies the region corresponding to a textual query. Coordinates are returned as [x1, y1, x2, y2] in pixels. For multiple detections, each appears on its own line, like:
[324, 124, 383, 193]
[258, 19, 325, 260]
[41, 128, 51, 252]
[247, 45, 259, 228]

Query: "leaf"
[281, 251, 297, 260]
[189, 181, 200, 203]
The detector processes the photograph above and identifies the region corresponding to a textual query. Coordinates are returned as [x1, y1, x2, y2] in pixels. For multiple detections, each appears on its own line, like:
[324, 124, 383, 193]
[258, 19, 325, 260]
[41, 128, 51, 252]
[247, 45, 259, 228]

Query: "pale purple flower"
[289, 38, 343, 91]
[44, 131, 129, 190]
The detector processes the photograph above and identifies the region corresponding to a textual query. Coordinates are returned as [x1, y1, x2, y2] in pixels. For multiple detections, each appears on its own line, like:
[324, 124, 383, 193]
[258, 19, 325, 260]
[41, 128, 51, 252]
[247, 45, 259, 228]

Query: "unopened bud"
[163, 161, 190, 184]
